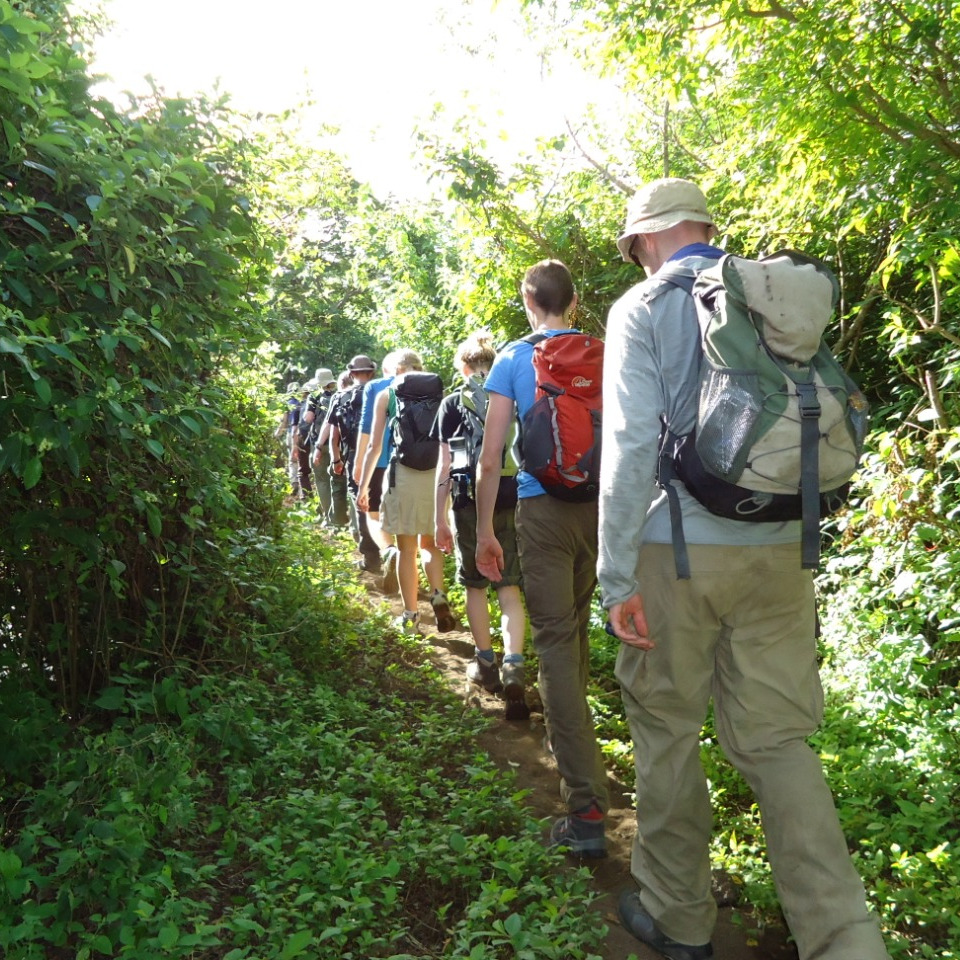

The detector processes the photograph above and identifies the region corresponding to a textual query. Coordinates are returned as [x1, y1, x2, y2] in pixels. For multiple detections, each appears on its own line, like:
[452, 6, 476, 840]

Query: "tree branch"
[564, 117, 635, 195]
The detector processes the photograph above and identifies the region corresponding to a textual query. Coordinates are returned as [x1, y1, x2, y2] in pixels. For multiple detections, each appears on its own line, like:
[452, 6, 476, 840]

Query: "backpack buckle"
[795, 382, 821, 419]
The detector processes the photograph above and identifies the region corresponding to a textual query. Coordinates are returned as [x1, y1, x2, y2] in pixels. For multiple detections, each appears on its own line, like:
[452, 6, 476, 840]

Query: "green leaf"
[94, 687, 126, 710]
[22, 215, 50, 238]
[179, 415, 202, 435]
[34, 377, 52, 404]
[6, 276, 33, 306]
[449, 832, 467, 854]
[0, 336, 24, 355]
[157, 924, 179, 948]
[0, 850, 23, 879]
[146, 503, 162, 538]
[280, 929, 313, 959]
[22, 456, 42, 489]
[145, 439, 165, 459]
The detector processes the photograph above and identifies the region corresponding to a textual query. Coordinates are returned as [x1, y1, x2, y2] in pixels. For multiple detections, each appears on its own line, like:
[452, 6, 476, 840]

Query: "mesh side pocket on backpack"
[696, 364, 763, 480]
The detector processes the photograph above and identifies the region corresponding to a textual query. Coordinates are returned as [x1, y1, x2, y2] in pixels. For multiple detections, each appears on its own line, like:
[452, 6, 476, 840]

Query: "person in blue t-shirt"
[475, 259, 609, 859]
[353, 352, 399, 593]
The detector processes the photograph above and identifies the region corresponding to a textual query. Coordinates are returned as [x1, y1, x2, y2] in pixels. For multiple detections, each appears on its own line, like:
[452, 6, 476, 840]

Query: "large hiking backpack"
[390, 371, 443, 472]
[520, 331, 604, 502]
[659, 250, 869, 577]
[448, 375, 519, 509]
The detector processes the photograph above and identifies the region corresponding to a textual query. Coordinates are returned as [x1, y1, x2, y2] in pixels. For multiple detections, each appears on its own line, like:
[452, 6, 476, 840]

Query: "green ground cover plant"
[0, 531, 605, 960]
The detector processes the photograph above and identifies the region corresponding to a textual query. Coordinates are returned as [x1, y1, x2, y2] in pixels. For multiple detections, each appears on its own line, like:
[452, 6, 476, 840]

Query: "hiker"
[324, 369, 355, 529]
[357, 349, 455, 635]
[276, 381, 303, 496]
[303, 368, 338, 521]
[288, 382, 312, 500]
[353, 352, 400, 591]
[599, 178, 890, 960]
[432, 329, 527, 706]
[330, 355, 382, 568]
[475, 259, 610, 857]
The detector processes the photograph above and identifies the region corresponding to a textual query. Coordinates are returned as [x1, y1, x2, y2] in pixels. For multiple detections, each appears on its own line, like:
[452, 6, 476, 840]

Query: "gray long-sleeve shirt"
[598, 254, 800, 608]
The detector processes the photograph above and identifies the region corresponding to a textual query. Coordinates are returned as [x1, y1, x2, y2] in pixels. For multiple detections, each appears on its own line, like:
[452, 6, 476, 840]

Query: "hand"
[475, 534, 504, 583]
[609, 594, 653, 650]
[332, 459, 344, 475]
[357, 488, 369, 513]
[435, 521, 453, 554]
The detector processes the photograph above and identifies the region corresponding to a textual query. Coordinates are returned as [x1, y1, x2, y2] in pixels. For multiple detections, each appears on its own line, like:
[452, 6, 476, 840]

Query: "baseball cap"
[347, 354, 376, 372]
[616, 178, 716, 261]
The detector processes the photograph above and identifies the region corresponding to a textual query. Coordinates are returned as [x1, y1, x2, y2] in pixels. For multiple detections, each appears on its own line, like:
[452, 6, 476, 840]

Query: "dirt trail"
[361, 566, 799, 960]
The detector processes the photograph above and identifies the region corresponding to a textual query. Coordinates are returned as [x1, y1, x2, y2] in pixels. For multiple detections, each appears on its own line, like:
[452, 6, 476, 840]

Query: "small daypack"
[659, 250, 870, 577]
[520, 331, 604, 502]
[390, 371, 443, 472]
[448, 375, 519, 510]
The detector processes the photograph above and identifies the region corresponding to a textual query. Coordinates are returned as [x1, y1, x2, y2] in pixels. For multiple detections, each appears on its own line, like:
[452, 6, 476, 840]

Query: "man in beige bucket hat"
[598, 179, 891, 960]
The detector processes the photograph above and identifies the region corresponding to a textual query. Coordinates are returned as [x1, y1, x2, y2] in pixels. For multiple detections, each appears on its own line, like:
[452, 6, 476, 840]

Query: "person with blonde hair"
[358, 349, 455, 634]
[432, 330, 527, 710]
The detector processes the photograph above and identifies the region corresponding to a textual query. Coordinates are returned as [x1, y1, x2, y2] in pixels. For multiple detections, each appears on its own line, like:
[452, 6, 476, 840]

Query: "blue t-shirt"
[360, 376, 393, 469]
[485, 328, 580, 499]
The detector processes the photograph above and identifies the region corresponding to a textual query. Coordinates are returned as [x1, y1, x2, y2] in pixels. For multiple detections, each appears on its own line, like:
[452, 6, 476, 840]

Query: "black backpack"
[390, 371, 443, 472]
[336, 384, 365, 463]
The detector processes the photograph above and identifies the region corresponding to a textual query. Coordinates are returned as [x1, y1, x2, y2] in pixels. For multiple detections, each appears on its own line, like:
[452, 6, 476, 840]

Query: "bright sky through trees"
[74, 0, 598, 198]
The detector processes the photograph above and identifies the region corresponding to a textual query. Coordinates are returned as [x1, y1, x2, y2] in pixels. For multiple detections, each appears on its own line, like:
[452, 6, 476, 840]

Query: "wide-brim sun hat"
[286, 381, 301, 394]
[616, 177, 716, 261]
[347, 354, 376, 372]
[313, 367, 336, 388]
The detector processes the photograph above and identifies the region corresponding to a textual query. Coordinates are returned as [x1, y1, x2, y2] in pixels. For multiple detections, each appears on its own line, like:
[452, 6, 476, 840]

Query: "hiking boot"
[430, 590, 456, 632]
[395, 612, 420, 636]
[617, 889, 713, 960]
[501, 660, 525, 701]
[355, 553, 381, 574]
[549, 808, 607, 859]
[466, 655, 502, 693]
[379, 546, 399, 595]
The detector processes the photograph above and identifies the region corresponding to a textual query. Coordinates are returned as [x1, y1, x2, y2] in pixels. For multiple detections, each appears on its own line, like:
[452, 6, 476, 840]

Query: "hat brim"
[616, 211, 716, 261]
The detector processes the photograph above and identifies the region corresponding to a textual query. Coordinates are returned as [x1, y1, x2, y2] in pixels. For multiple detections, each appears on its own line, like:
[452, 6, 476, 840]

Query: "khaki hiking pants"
[516, 494, 609, 815]
[617, 542, 889, 960]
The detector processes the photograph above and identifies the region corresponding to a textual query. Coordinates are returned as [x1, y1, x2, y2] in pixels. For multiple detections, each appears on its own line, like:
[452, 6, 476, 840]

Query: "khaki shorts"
[381, 461, 436, 536]
[453, 499, 522, 589]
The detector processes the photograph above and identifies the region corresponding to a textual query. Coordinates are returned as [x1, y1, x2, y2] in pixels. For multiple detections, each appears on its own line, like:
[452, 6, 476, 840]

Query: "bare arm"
[357, 390, 389, 510]
[474, 392, 513, 581]
[434, 441, 453, 554]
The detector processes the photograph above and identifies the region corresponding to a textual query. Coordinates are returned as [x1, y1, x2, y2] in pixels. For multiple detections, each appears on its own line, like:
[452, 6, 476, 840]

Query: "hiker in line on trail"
[431, 329, 527, 710]
[275, 381, 304, 497]
[475, 259, 610, 858]
[330, 355, 382, 568]
[599, 178, 890, 960]
[357, 349, 456, 636]
[303, 367, 340, 524]
[321, 369, 356, 529]
[354, 352, 400, 593]
[283, 381, 312, 501]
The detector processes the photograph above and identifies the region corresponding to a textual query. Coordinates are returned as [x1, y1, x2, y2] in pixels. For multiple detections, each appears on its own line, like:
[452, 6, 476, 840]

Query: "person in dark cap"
[328, 355, 381, 564]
